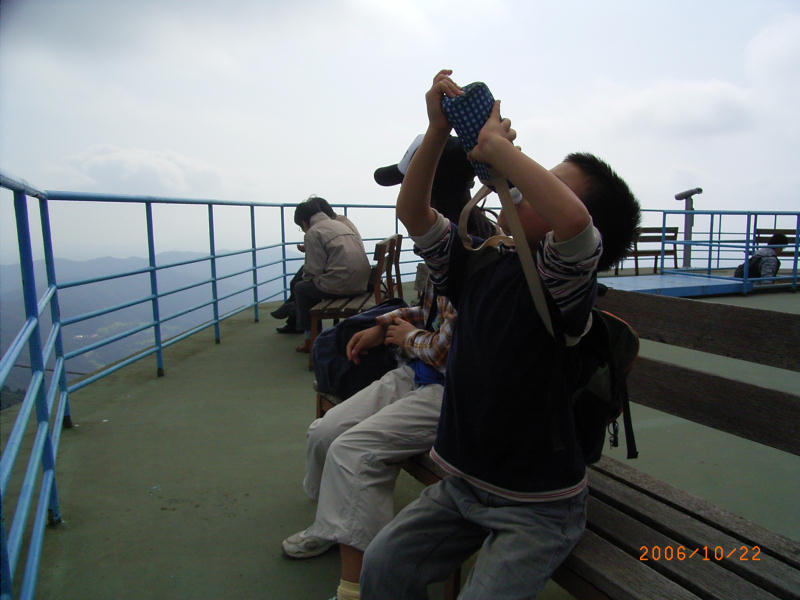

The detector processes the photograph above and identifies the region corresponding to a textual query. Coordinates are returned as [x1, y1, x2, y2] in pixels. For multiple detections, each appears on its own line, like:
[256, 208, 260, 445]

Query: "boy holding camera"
[360, 70, 640, 599]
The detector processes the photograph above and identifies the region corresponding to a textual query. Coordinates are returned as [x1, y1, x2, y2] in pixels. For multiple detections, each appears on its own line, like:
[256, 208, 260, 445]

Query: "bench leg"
[444, 567, 461, 600]
[308, 315, 321, 370]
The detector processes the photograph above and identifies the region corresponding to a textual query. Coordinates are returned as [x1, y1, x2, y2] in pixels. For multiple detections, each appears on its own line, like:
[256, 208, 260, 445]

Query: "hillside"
[1, 249, 302, 395]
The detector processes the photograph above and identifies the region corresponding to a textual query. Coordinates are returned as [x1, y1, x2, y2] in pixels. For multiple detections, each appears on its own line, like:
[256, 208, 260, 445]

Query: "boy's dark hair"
[294, 196, 332, 228]
[564, 152, 641, 272]
[768, 233, 789, 246]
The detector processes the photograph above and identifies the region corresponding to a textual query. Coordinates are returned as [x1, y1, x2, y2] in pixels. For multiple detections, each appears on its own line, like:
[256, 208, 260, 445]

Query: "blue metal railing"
[1, 175, 415, 599]
[617, 208, 799, 287]
[1, 172, 799, 599]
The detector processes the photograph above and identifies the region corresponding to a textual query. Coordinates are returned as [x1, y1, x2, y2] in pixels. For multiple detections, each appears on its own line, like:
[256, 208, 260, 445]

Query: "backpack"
[734, 254, 763, 278]
[312, 298, 407, 399]
[571, 304, 640, 463]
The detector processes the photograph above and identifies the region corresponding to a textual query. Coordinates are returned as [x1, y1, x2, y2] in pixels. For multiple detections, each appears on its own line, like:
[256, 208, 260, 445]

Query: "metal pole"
[38, 198, 72, 429]
[250, 205, 259, 322]
[280, 207, 288, 301]
[208, 204, 221, 343]
[674, 188, 702, 269]
[683, 198, 694, 268]
[145, 203, 165, 376]
[13, 191, 62, 527]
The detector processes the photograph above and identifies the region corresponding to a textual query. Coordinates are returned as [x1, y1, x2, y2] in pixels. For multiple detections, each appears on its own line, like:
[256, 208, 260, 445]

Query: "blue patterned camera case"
[441, 82, 496, 184]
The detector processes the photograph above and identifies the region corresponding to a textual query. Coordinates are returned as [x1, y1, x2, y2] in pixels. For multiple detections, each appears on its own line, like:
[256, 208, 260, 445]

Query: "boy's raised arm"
[469, 102, 591, 242]
[396, 70, 462, 236]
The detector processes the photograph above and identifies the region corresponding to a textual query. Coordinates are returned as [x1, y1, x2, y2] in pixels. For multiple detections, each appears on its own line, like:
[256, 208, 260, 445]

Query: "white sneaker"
[282, 529, 335, 559]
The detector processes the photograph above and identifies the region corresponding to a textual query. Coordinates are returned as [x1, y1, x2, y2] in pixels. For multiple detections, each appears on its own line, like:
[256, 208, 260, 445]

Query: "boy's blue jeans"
[361, 475, 587, 599]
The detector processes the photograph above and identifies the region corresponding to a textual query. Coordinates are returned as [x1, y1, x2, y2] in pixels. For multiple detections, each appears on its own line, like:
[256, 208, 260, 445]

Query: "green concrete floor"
[2, 289, 798, 599]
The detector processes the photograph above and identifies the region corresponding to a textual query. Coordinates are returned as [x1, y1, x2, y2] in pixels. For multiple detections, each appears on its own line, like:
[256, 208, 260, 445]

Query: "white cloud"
[3, 0, 800, 262]
[745, 14, 800, 92]
[608, 79, 754, 138]
[744, 14, 800, 135]
[65, 146, 225, 196]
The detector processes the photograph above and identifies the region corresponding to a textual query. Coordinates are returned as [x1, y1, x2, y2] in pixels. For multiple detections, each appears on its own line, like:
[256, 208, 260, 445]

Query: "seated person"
[360, 69, 641, 600]
[281, 134, 492, 600]
[272, 198, 363, 334]
[293, 197, 372, 353]
[735, 232, 789, 279]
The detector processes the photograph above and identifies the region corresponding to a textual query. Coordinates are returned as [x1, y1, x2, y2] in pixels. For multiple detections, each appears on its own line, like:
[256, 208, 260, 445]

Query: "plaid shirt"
[375, 280, 456, 373]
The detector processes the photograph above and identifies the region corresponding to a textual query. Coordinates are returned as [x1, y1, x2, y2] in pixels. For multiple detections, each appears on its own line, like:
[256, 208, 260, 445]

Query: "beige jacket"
[302, 212, 371, 295]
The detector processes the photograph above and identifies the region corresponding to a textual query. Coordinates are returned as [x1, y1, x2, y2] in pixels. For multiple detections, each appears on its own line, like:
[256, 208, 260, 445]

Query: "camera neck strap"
[457, 176, 556, 339]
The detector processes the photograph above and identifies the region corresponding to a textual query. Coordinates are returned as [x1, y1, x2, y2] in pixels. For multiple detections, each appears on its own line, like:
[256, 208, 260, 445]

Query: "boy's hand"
[468, 100, 517, 168]
[425, 69, 462, 134]
[346, 324, 385, 364]
[384, 316, 417, 348]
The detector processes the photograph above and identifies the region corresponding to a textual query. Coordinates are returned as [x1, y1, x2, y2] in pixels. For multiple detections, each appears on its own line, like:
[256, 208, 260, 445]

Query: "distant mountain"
[1, 248, 303, 397]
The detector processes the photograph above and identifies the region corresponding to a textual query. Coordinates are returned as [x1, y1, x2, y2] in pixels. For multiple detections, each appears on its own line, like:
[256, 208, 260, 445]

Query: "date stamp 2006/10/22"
[640, 545, 761, 562]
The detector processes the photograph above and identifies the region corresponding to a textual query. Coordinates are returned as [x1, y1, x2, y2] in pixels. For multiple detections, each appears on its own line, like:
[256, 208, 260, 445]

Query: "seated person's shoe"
[282, 529, 334, 559]
[295, 340, 311, 353]
[270, 300, 295, 320]
[276, 315, 302, 334]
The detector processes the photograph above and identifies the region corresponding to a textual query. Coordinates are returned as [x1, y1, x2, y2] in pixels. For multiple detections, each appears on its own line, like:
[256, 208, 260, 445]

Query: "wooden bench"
[308, 234, 403, 369]
[408, 289, 800, 599]
[616, 227, 679, 275]
[754, 228, 797, 248]
[316, 287, 800, 599]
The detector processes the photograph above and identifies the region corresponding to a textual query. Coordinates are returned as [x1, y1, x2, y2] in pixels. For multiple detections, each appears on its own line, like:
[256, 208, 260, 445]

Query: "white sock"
[336, 579, 360, 600]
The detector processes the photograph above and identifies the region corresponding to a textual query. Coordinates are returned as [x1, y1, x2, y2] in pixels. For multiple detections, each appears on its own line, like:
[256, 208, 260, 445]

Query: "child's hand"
[346, 324, 385, 364]
[425, 69, 462, 134]
[384, 317, 417, 348]
[468, 101, 517, 167]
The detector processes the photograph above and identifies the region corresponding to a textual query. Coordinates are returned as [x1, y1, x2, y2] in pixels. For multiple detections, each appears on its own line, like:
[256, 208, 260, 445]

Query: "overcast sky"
[1, 0, 799, 261]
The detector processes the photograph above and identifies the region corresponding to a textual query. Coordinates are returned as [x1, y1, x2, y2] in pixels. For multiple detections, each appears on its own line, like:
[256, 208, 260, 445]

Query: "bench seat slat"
[400, 453, 447, 486]
[587, 497, 783, 600]
[592, 457, 800, 570]
[588, 470, 800, 598]
[557, 529, 703, 600]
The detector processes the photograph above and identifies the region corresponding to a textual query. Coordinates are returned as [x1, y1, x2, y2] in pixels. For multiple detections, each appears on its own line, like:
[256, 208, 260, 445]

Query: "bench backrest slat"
[635, 226, 679, 244]
[596, 288, 800, 454]
[597, 290, 800, 372]
[630, 358, 799, 455]
[754, 228, 797, 246]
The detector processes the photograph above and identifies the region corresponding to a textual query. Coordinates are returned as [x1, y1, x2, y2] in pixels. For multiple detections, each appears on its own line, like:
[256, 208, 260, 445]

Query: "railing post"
[38, 198, 72, 427]
[706, 213, 715, 275]
[145, 203, 165, 376]
[792, 214, 799, 291]
[1, 511, 11, 598]
[13, 191, 62, 527]
[280, 207, 288, 301]
[250, 205, 259, 322]
[659, 214, 667, 272]
[208, 204, 221, 343]
[741, 213, 753, 292]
